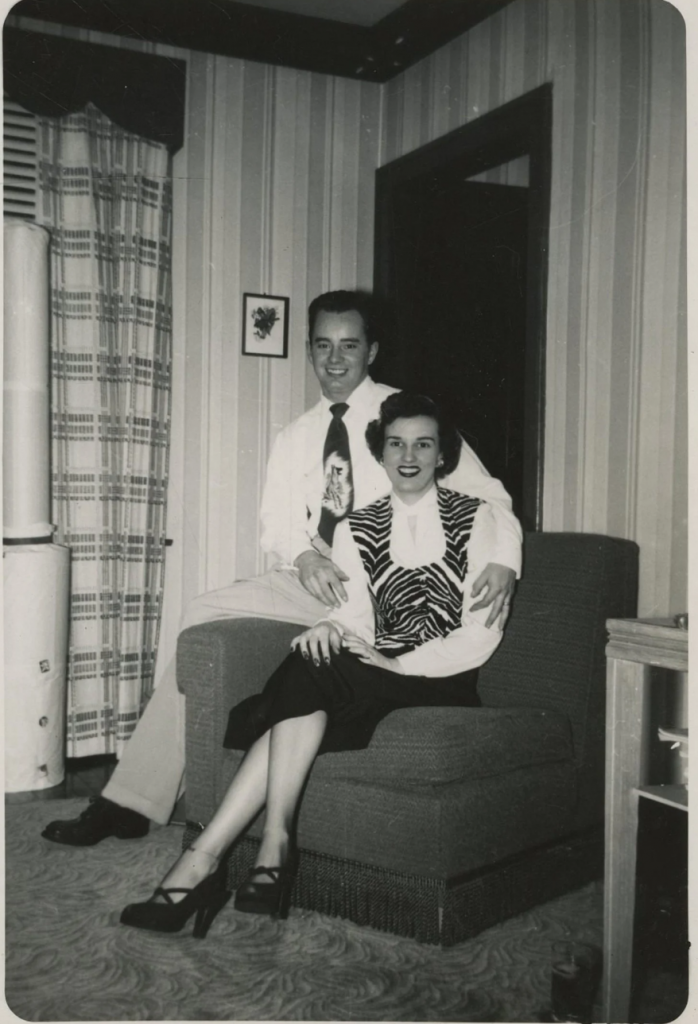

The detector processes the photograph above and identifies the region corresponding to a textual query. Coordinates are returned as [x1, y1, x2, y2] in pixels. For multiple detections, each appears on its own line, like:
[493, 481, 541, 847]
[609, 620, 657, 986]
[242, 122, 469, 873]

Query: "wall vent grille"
[4, 98, 38, 221]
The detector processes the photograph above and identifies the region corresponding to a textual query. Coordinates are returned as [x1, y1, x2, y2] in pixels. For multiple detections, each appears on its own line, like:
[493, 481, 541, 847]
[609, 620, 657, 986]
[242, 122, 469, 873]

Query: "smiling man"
[42, 289, 522, 849]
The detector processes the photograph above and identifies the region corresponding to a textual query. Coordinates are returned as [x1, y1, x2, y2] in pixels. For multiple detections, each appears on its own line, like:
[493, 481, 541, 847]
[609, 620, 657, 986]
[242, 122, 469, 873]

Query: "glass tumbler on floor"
[550, 940, 602, 1023]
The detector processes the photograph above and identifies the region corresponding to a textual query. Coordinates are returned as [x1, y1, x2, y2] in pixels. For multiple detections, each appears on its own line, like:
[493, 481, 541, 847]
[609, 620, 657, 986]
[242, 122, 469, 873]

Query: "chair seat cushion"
[221, 757, 579, 876]
[307, 704, 573, 786]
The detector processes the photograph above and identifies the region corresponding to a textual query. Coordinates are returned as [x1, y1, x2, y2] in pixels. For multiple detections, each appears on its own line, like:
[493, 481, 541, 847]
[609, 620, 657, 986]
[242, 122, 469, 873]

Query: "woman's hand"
[291, 622, 343, 665]
[341, 635, 404, 674]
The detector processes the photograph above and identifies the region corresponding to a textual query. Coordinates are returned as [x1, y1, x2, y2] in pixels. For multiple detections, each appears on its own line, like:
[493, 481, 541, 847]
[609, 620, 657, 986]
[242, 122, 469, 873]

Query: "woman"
[120, 392, 509, 936]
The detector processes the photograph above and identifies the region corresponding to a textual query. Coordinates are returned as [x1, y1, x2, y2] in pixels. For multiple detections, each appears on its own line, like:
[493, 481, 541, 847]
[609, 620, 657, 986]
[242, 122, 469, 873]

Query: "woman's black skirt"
[223, 647, 480, 755]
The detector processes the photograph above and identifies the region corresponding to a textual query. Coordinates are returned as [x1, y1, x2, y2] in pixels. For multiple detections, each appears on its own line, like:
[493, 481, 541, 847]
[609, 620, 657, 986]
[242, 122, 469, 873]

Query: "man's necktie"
[317, 403, 353, 546]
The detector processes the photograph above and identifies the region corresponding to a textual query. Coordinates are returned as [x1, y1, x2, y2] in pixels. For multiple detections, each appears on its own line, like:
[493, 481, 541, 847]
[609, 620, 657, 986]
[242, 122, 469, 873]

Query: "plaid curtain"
[37, 103, 173, 757]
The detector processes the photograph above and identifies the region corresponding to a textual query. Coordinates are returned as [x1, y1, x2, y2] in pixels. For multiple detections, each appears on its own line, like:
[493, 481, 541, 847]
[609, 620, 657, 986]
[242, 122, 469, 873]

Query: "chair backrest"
[477, 532, 638, 822]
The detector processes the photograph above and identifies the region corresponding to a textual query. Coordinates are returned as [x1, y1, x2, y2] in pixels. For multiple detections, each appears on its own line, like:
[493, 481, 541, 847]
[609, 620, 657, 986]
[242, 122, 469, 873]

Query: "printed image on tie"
[322, 451, 352, 517]
[317, 402, 353, 546]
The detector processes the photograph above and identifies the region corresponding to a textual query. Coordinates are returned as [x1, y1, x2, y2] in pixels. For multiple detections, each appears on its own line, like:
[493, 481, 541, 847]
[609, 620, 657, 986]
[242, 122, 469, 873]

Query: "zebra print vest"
[347, 488, 482, 657]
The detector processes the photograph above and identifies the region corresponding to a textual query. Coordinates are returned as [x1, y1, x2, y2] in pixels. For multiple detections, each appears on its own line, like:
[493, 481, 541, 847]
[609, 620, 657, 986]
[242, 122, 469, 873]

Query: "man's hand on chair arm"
[470, 562, 516, 627]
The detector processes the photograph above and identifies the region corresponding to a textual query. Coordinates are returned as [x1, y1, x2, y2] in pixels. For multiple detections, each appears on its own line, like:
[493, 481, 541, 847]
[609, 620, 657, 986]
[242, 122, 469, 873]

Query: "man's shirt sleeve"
[259, 425, 313, 566]
[440, 437, 523, 577]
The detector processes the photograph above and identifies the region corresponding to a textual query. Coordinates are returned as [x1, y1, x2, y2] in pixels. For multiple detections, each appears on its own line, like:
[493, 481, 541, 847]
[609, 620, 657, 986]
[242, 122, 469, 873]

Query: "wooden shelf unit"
[603, 617, 688, 1023]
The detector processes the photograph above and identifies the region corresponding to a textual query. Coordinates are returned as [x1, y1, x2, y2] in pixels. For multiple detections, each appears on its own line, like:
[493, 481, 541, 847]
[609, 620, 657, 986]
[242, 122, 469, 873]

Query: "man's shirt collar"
[319, 375, 377, 417]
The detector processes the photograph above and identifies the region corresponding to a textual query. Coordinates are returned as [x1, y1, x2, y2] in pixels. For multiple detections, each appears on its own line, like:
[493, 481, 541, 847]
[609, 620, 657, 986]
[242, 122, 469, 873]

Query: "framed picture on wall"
[242, 293, 289, 358]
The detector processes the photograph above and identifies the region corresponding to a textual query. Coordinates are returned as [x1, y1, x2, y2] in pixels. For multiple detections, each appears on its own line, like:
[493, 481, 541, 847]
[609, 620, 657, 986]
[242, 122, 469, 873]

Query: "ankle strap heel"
[234, 852, 298, 919]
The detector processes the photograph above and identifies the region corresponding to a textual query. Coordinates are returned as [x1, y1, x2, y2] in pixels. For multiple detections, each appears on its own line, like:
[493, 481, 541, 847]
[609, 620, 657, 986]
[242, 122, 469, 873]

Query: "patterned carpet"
[6, 799, 607, 1022]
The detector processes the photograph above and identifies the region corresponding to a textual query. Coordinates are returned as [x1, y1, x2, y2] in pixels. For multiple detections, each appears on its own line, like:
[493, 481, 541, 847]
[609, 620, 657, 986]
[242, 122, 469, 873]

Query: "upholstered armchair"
[178, 533, 638, 944]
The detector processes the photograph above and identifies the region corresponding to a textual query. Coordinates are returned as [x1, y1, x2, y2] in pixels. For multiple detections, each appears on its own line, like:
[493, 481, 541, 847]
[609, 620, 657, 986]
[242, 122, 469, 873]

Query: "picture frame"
[242, 293, 289, 358]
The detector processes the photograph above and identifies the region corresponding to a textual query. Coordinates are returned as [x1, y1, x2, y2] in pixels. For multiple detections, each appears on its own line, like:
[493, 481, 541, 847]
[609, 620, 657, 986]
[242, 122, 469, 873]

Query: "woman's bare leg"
[255, 709, 328, 869]
[157, 709, 328, 896]
[158, 730, 272, 897]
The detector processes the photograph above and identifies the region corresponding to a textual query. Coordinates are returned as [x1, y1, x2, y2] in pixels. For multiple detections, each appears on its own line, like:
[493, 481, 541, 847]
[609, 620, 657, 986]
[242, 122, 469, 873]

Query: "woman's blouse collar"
[390, 484, 439, 516]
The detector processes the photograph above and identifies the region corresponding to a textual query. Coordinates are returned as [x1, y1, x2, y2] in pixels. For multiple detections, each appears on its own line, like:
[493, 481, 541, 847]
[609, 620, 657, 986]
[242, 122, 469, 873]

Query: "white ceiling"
[237, 0, 406, 27]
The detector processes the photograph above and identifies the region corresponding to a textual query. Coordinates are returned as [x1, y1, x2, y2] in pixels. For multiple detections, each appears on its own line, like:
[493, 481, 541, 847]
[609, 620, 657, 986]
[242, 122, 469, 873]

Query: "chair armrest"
[478, 532, 638, 829]
[177, 618, 303, 823]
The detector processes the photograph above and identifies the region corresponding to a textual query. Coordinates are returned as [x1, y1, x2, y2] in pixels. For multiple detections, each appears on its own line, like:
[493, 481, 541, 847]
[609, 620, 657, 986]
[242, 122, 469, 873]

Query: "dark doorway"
[373, 85, 552, 530]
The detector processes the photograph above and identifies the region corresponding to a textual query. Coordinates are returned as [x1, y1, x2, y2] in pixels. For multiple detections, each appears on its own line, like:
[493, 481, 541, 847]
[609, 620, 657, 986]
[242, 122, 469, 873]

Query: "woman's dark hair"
[365, 392, 461, 480]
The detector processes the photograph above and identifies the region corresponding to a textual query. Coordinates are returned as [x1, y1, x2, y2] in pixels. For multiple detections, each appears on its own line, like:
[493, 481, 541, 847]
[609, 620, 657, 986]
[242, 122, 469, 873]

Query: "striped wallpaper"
[174, 54, 381, 609]
[379, 0, 687, 619]
[9, 0, 686, 682]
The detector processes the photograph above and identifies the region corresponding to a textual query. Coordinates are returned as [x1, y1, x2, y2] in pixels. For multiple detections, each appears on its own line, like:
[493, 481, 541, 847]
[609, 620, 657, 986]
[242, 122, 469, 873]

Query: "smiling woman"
[365, 391, 462, 507]
[382, 416, 441, 503]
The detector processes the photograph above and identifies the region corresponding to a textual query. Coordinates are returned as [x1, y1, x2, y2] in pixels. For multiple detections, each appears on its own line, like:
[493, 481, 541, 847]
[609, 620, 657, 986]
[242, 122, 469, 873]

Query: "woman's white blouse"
[324, 486, 504, 677]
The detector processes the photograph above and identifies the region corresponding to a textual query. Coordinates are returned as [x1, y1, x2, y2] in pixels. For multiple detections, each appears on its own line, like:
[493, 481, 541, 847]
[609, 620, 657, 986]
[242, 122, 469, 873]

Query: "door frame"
[374, 83, 553, 531]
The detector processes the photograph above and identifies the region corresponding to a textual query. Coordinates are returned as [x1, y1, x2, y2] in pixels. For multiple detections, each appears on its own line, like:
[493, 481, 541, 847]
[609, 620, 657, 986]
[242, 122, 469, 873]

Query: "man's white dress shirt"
[260, 376, 522, 574]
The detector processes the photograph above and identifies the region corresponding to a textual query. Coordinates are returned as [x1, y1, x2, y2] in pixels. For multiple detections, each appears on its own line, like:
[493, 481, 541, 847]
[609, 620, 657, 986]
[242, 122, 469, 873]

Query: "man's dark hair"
[308, 290, 375, 344]
[365, 392, 462, 479]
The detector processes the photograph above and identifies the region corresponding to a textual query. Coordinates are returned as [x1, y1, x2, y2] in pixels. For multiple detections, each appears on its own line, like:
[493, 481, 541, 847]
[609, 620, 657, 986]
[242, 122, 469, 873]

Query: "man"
[43, 290, 521, 847]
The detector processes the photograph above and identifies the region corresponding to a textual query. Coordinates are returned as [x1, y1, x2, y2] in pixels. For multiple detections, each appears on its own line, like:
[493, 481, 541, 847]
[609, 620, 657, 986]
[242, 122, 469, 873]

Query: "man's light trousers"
[102, 570, 327, 823]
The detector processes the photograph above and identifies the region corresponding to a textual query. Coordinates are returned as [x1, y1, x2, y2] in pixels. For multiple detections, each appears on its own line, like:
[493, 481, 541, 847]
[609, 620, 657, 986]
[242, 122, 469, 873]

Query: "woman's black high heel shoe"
[234, 852, 298, 919]
[120, 860, 230, 938]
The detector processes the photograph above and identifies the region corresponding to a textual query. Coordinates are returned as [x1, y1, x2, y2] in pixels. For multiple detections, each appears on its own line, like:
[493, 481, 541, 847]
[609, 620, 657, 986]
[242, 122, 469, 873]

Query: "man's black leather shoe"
[42, 797, 150, 846]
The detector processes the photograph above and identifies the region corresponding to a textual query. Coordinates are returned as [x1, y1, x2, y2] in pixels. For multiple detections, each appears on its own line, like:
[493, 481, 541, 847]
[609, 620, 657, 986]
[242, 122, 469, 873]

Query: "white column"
[3, 220, 52, 540]
[3, 220, 72, 790]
